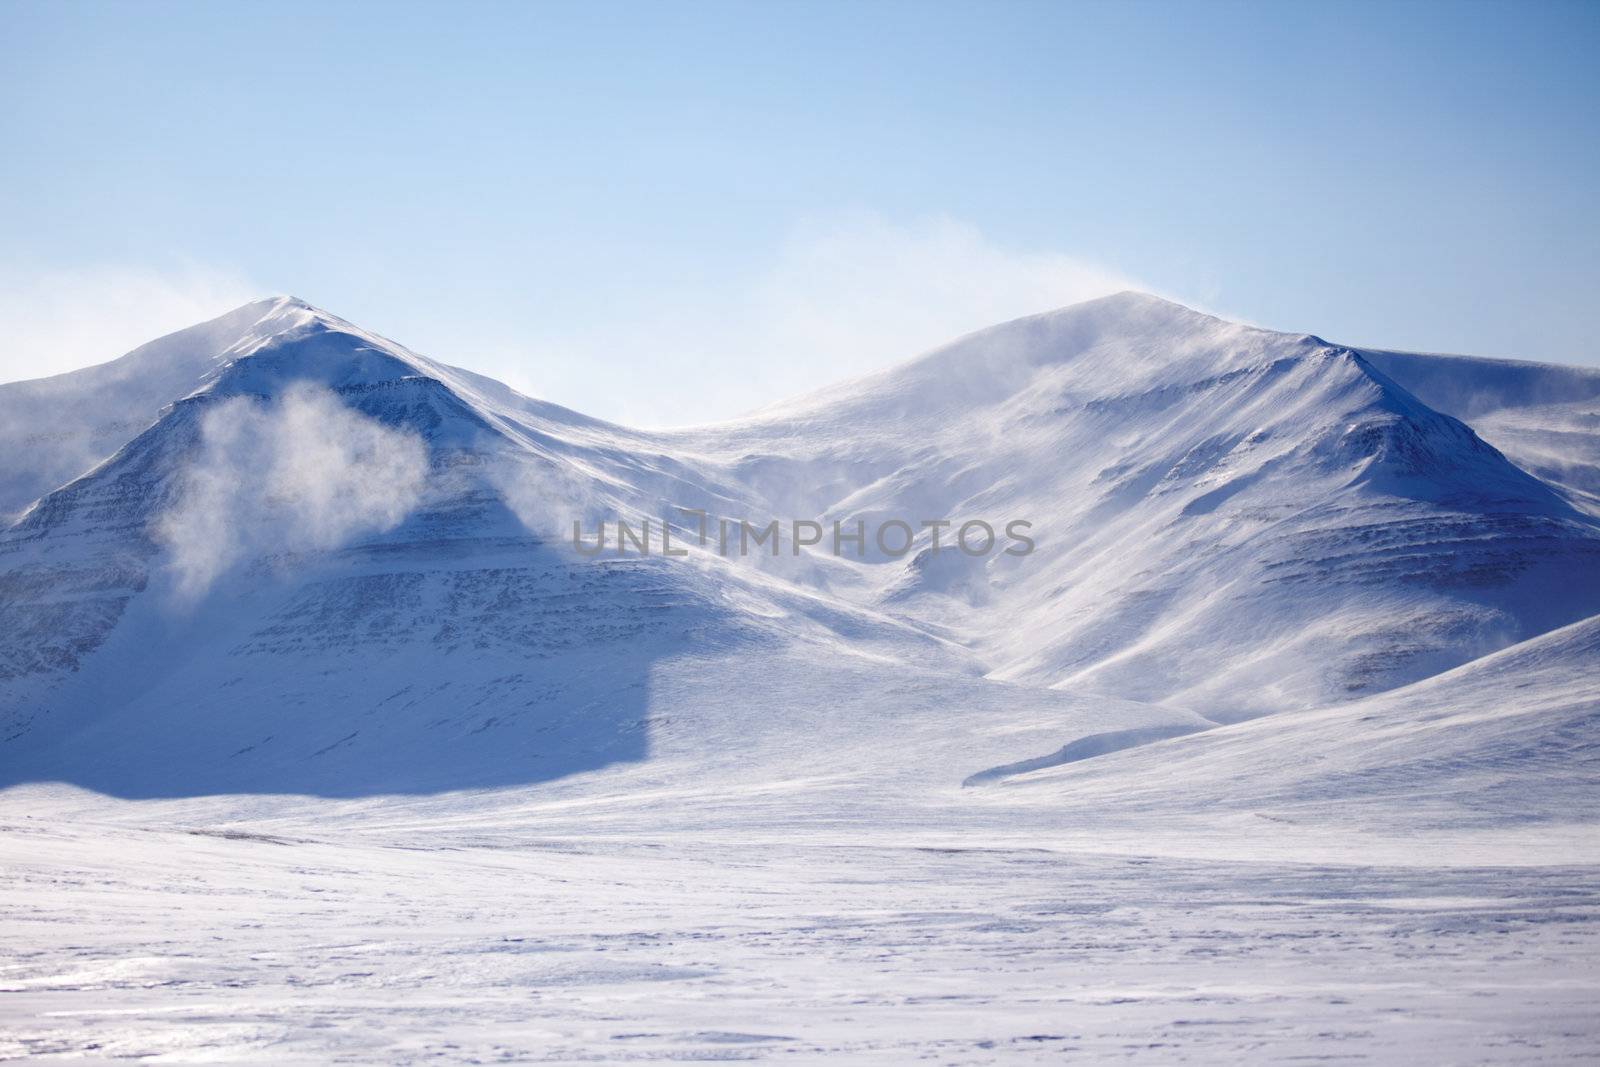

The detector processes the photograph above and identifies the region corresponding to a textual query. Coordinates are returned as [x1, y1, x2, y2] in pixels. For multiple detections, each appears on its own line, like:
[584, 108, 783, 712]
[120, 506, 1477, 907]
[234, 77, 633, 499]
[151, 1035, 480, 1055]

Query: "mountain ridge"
[2, 292, 1598, 799]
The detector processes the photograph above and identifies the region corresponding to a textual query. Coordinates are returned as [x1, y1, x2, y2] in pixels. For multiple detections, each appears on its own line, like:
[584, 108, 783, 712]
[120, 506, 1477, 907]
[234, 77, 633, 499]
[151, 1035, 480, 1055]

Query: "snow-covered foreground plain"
[5, 808, 1600, 1064]
[4, 293, 1600, 1061]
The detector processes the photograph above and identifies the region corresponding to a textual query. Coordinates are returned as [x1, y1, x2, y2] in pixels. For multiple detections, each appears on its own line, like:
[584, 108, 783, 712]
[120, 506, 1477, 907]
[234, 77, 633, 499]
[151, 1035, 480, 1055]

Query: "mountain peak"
[1085, 289, 1198, 311]
[746, 289, 1280, 424]
[236, 294, 346, 335]
[1023, 290, 1250, 344]
[194, 297, 441, 401]
[244, 293, 323, 315]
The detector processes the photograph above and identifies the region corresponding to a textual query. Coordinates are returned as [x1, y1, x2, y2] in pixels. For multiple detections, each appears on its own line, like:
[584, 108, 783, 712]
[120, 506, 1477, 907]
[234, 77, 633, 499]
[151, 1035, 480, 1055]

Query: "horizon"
[4, 0, 1597, 425]
[9, 286, 1592, 431]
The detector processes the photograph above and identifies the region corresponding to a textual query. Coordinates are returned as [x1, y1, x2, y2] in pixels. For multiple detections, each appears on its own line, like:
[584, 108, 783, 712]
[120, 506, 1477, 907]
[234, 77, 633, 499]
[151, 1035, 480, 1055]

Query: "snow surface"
[2, 292, 1599, 1061]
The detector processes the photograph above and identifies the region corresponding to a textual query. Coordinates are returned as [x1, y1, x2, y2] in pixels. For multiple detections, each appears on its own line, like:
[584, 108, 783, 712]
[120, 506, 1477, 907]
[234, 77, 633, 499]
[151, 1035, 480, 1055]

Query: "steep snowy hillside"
[0, 299, 297, 522]
[3, 292, 1598, 800]
[1364, 348, 1600, 511]
[0, 300, 972, 796]
[679, 293, 1600, 716]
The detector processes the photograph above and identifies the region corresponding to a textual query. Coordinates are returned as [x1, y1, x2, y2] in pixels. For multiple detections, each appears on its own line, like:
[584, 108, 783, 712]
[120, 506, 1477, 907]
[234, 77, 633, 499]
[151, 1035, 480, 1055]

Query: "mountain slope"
[1363, 347, 1600, 510]
[0, 298, 302, 523]
[984, 611, 1600, 841]
[0, 300, 1005, 796]
[673, 293, 1600, 716]
[2, 292, 1598, 799]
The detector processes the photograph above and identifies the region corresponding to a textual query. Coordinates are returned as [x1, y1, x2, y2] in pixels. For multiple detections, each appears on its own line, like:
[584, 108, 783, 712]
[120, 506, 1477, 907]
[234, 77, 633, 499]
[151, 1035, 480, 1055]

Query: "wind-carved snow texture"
[154, 384, 428, 599]
[2, 293, 1600, 1061]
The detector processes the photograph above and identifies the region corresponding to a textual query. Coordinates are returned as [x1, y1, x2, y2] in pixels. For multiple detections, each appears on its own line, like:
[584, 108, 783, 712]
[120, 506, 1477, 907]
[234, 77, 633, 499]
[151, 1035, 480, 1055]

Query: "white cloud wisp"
[155, 384, 429, 600]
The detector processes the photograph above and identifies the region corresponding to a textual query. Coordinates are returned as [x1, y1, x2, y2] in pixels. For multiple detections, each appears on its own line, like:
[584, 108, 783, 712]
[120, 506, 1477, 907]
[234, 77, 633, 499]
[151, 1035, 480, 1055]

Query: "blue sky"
[3, 0, 1596, 425]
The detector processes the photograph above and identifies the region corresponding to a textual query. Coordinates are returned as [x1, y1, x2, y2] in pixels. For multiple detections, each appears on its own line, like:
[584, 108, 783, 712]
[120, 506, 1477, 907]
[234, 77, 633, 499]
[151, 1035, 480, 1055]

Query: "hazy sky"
[3, 0, 1596, 426]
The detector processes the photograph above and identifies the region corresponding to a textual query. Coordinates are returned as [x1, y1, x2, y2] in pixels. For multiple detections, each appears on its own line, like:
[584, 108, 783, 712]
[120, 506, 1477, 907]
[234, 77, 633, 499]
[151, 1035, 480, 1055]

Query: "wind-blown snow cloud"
[0, 263, 259, 384]
[2, 221, 1137, 427]
[155, 384, 429, 599]
[505, 214, 1141, 426]
[753, 214, 1139, 380]
[486, 451, 612, 543]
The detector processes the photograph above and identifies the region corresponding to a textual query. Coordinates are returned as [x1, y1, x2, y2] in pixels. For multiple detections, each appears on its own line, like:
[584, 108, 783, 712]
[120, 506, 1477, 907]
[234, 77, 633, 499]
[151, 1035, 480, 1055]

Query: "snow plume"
[155, 384, 429, 599]
[752, 213, 1140, 373]
[0, 262, 257, 383]
[486, 451, 611, 544]
[475, 214, 1142, 427]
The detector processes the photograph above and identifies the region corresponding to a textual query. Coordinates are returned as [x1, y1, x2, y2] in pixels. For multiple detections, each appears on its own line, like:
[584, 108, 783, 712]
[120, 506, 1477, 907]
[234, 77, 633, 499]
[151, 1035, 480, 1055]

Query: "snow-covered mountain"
[2, 293, 1598, 806]
[674, 294, 1600, 716]
[6, 292, 1600, 1063]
